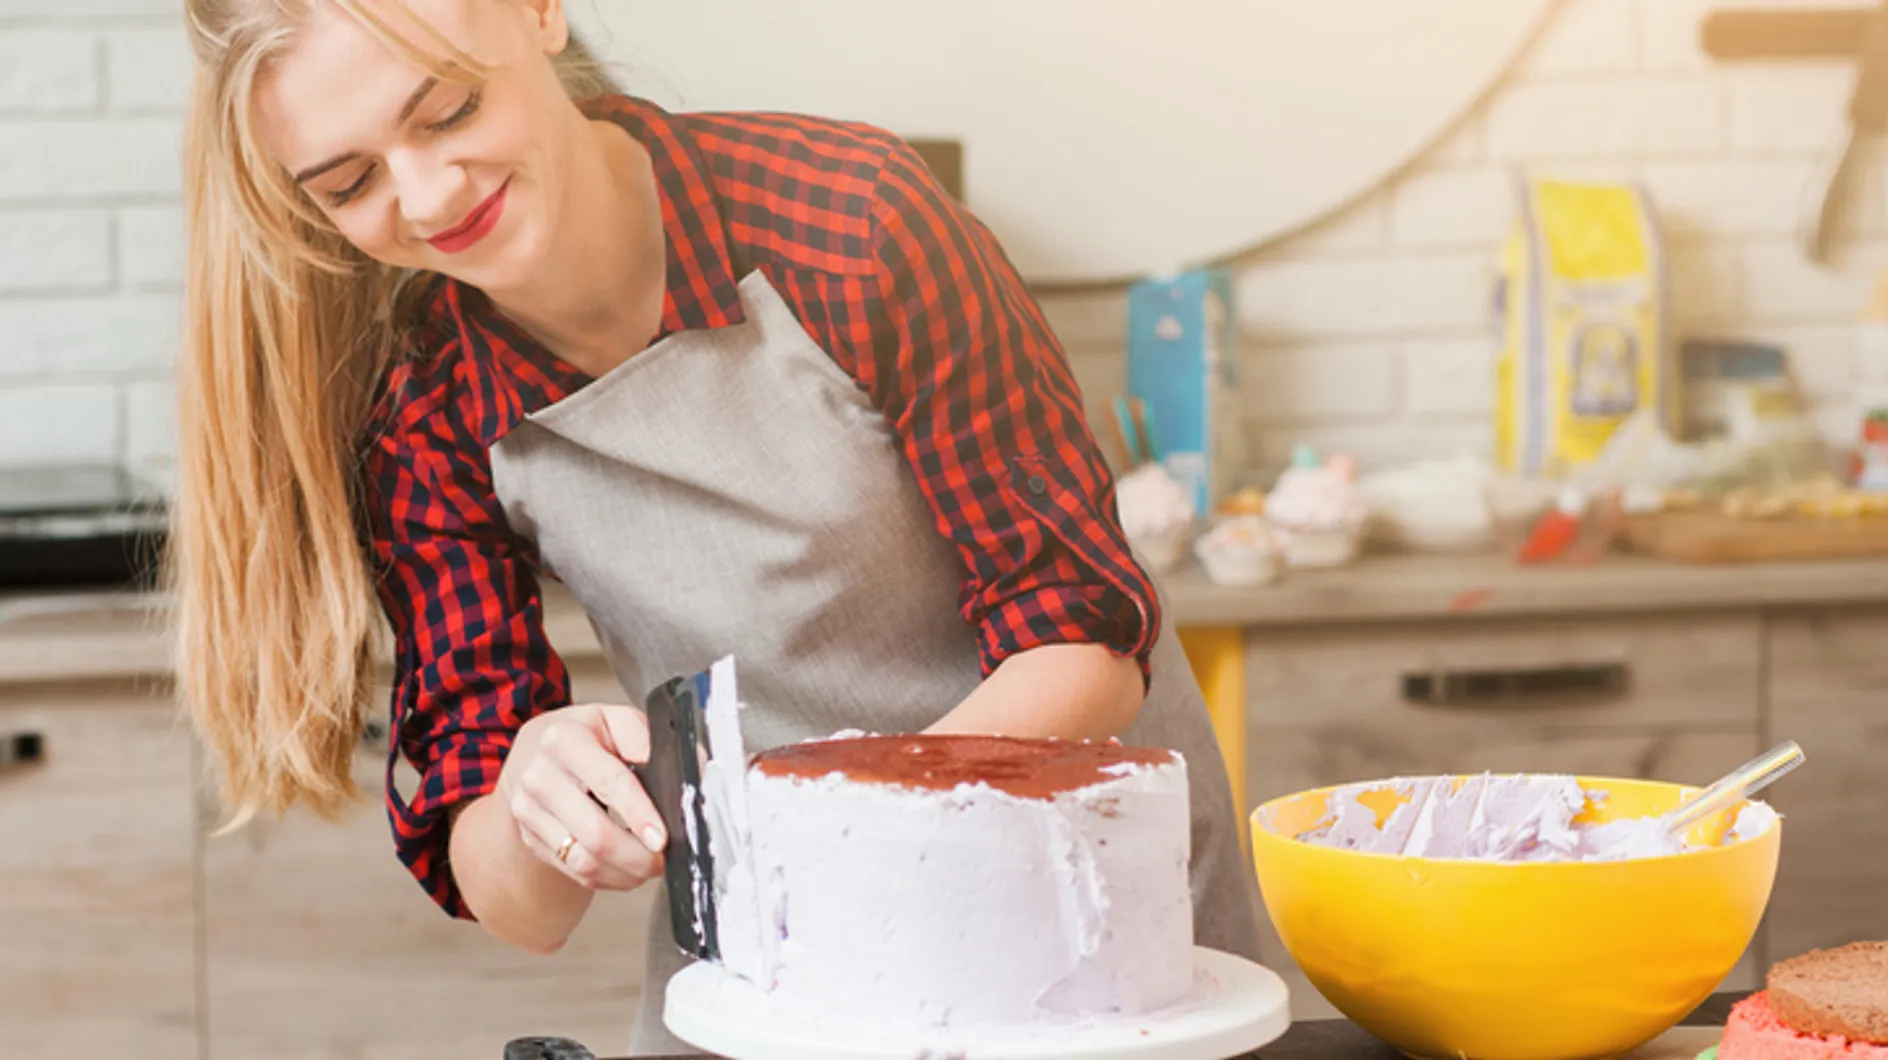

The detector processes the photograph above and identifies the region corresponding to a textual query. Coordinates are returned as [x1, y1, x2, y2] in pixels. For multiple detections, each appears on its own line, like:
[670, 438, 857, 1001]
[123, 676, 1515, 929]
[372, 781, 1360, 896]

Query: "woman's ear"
[519, 0, 571, 56]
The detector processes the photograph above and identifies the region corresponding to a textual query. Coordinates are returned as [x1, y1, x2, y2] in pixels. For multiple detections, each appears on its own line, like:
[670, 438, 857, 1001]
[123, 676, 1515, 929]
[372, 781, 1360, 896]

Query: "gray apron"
[488, 270, 1263, 1056]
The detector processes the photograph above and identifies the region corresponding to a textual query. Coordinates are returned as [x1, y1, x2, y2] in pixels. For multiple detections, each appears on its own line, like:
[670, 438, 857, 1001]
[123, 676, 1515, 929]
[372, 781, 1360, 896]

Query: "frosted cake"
[701, 727, 1197, 1029]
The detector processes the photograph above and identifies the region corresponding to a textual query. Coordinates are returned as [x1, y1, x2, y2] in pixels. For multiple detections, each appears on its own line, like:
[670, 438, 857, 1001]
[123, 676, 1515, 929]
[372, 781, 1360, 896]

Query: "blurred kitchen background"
[5, 1, 1888, 1057]
[4, 0, 1888, 495]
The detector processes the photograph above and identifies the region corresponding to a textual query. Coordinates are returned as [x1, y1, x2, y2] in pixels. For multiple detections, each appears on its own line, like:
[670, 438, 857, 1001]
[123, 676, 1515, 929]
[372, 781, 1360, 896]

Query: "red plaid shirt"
[362, 94, 1161, 918]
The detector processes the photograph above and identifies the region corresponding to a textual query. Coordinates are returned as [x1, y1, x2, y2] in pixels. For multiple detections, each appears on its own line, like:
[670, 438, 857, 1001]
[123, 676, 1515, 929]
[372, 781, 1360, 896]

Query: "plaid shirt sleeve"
[861, 139, 1162, 686]
[363, 367, 573, 920]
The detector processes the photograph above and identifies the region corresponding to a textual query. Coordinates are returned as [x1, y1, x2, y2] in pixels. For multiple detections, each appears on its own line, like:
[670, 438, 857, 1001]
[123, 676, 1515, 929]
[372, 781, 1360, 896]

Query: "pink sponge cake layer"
[1723, 992, 1888, 1060]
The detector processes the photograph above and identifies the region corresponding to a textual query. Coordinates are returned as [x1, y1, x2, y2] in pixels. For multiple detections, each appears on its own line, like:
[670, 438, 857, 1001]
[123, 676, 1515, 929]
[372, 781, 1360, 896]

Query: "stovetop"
[0, 464, 169, 590]
[0, 464, 166, 517]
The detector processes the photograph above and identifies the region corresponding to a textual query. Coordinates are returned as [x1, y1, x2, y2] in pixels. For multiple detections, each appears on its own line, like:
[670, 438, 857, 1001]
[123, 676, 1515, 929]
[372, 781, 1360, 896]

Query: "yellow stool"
[1177, 626, 1245, 817]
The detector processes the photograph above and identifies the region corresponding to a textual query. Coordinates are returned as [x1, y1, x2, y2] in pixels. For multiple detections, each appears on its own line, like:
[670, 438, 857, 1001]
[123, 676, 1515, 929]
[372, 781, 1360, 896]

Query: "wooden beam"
[1852, 1, 1888, 126]
[1701, 7, 1874, 60]
[907, 139, 965, 203]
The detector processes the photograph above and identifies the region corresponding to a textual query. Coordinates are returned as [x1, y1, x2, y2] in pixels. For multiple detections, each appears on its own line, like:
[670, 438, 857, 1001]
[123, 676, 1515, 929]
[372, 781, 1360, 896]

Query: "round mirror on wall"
[571, 0, 1556, 286]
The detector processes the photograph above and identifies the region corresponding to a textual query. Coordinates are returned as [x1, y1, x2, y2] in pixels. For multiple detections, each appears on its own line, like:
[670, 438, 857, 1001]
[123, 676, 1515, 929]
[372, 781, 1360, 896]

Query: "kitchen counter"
[1169, 552, 1888, 626]
[5, 552, 1888, 685]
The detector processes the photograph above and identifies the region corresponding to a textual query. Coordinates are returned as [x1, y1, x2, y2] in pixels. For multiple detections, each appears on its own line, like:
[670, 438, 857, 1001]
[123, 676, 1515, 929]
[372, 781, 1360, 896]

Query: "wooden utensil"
[1110, 395, 1161, 466]
[1699, 2, 1888, 263]
[1806, 1, 1888, 262]
[1702, 7, 1874, 59]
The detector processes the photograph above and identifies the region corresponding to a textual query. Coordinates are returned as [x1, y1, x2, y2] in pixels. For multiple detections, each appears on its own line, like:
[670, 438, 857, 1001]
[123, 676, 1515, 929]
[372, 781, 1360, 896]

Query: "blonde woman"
[176, 0, 1263, 1052]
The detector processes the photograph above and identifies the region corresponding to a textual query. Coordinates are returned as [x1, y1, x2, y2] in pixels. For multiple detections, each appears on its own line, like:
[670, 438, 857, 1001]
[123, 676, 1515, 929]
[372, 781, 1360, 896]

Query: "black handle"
[0, 731, 43, 775]
[1401, 662, 1630, 707]
[502, 1038, 596, 1060]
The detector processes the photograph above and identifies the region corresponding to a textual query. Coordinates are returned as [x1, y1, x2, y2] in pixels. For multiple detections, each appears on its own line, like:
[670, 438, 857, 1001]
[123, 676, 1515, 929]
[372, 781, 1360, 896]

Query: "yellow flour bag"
[1495, 177, 1673, 477]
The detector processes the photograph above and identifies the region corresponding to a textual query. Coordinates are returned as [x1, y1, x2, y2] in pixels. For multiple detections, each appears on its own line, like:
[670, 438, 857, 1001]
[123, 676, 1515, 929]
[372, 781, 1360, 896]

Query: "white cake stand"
[663, 946, 1291, 1060]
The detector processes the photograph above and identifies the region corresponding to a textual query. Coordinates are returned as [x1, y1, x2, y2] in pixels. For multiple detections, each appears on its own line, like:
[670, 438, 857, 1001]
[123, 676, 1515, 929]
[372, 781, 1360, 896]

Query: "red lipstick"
[427, 179, 509, 254]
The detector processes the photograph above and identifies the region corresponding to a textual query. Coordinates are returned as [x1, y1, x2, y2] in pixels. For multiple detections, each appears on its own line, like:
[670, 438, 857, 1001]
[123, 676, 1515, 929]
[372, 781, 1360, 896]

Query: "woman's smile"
[425, 176, 510, 254]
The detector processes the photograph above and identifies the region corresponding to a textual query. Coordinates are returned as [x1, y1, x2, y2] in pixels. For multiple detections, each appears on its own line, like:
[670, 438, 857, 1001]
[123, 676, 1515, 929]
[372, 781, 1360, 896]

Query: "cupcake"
[1115, 462, 1196, 573]
[1217, 486, 1268, 518]
[1265, 446, 1368, 568]
[1194, 514, 1282, 587]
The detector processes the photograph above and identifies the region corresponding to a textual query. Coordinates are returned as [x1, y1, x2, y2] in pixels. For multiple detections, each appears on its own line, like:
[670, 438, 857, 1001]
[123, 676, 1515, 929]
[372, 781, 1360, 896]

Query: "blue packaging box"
[1126, 268, 1242, 517]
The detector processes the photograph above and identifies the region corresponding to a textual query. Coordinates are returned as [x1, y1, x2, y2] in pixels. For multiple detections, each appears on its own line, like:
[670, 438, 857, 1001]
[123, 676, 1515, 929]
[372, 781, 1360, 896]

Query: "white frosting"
[712, 742, 1196, 1030]
[1295, 773, 1773, 862]
[1729, 800, 1780, 842]
[1115, 462, 1195, 540]
[698, 656, 768, 980]
[1265, 463, 1367, 531]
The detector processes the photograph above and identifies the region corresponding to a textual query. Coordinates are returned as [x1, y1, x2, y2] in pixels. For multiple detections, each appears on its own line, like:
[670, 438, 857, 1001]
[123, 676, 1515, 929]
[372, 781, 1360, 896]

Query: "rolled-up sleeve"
[862, 139, 1161, 686]
[363, 375, 573, 919]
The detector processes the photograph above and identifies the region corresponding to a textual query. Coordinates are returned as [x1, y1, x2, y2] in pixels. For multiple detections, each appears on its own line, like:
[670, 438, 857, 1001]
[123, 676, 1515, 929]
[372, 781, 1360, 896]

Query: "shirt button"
[1026, 475, 1048, 495]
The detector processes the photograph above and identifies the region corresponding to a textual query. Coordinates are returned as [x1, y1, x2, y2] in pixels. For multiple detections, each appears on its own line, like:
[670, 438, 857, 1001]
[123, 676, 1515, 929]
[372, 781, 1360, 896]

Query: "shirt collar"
[582, 93, 748, 338]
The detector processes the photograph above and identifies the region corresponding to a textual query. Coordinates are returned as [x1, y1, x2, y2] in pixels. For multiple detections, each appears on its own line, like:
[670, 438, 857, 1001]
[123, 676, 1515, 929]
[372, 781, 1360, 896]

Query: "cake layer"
[1722, 991, 1888, 1060]
[1771, 943, 1888, 1046]
[721, 734, 1196, 1030]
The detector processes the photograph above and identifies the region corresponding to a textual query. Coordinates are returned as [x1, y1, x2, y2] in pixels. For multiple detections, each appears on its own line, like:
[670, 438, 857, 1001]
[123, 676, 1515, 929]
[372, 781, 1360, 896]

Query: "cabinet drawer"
[204, 660, 655, 1059]
[1244, 614, 1761, 772]
[1764, 608, 1888, 961]
[0, 678, 198, 1059]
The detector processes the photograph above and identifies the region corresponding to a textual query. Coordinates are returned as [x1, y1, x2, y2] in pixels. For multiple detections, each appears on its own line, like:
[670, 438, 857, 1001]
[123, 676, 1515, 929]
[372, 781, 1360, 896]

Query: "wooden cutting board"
[1623, 512, 1888, 564]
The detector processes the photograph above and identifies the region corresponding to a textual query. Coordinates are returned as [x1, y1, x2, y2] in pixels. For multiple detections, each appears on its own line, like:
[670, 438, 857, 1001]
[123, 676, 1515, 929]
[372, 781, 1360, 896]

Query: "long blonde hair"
[175, 0, 617, 828]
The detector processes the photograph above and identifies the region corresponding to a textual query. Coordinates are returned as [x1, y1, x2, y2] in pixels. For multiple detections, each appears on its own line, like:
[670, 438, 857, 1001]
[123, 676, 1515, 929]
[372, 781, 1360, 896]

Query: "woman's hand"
[496, 704, 668, 892]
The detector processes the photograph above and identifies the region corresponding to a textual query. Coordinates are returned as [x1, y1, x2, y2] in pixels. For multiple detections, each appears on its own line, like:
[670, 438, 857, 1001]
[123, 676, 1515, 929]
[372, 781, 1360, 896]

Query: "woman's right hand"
[496, 704, 668, 891]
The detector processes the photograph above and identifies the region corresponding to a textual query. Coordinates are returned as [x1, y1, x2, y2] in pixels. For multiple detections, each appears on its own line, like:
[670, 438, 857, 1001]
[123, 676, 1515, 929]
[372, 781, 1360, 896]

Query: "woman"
[174, 0, 1263, 1053]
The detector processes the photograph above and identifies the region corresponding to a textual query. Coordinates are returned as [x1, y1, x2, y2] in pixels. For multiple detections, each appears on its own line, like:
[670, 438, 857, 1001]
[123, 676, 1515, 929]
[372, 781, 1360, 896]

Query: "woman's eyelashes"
[328, 166, 374, 207]
[427, 88, 482, 133]
[323, 89, 484, 207]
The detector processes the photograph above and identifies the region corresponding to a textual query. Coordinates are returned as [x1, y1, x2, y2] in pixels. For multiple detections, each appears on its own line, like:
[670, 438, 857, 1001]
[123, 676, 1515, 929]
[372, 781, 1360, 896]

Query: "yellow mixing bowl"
[1250, 776, 1781, 1060]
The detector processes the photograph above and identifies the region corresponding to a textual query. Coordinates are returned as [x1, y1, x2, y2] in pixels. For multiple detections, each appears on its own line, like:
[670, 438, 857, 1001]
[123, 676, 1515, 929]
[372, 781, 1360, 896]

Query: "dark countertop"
[524, 992, 1742, 1060]
[1215, 992, 1737, 1060]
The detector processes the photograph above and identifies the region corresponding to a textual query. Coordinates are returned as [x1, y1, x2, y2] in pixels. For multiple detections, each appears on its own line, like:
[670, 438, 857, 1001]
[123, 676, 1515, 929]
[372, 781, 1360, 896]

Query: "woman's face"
[255, 0, 582, 293]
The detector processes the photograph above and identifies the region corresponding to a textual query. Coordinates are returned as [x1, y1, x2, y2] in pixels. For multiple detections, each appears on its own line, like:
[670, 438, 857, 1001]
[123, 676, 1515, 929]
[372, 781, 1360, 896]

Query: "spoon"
[1662, 740, 1805, 838]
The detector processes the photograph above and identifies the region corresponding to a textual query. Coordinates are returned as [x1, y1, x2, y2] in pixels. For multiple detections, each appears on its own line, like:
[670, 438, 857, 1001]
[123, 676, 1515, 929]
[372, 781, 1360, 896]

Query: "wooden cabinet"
[1241, 614, 1768, 1015]
[1763, 607, 1888, 962]
[0, 676, 199, 1059]
[201, 656, 661, 1060]
[1243, 614, 1764, 801]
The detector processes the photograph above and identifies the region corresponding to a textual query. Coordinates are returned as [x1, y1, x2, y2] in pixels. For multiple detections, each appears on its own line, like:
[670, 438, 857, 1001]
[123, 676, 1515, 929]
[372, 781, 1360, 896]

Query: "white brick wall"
[2, 0, 1886, 482]
[0, 210, 111, 292]
[0, 7, 185, 473]
[0, 31, 99, 111]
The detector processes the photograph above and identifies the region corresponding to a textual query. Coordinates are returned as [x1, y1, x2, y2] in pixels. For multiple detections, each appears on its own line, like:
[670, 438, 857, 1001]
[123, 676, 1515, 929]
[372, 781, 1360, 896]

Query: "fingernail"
[642, 824, 666, 851]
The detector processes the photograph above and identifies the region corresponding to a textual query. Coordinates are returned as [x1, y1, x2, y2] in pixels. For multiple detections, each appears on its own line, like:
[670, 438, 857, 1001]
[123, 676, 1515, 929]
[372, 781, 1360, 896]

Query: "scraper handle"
[1663, 740, 1805, 836]
[642, 674, 720, 962]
